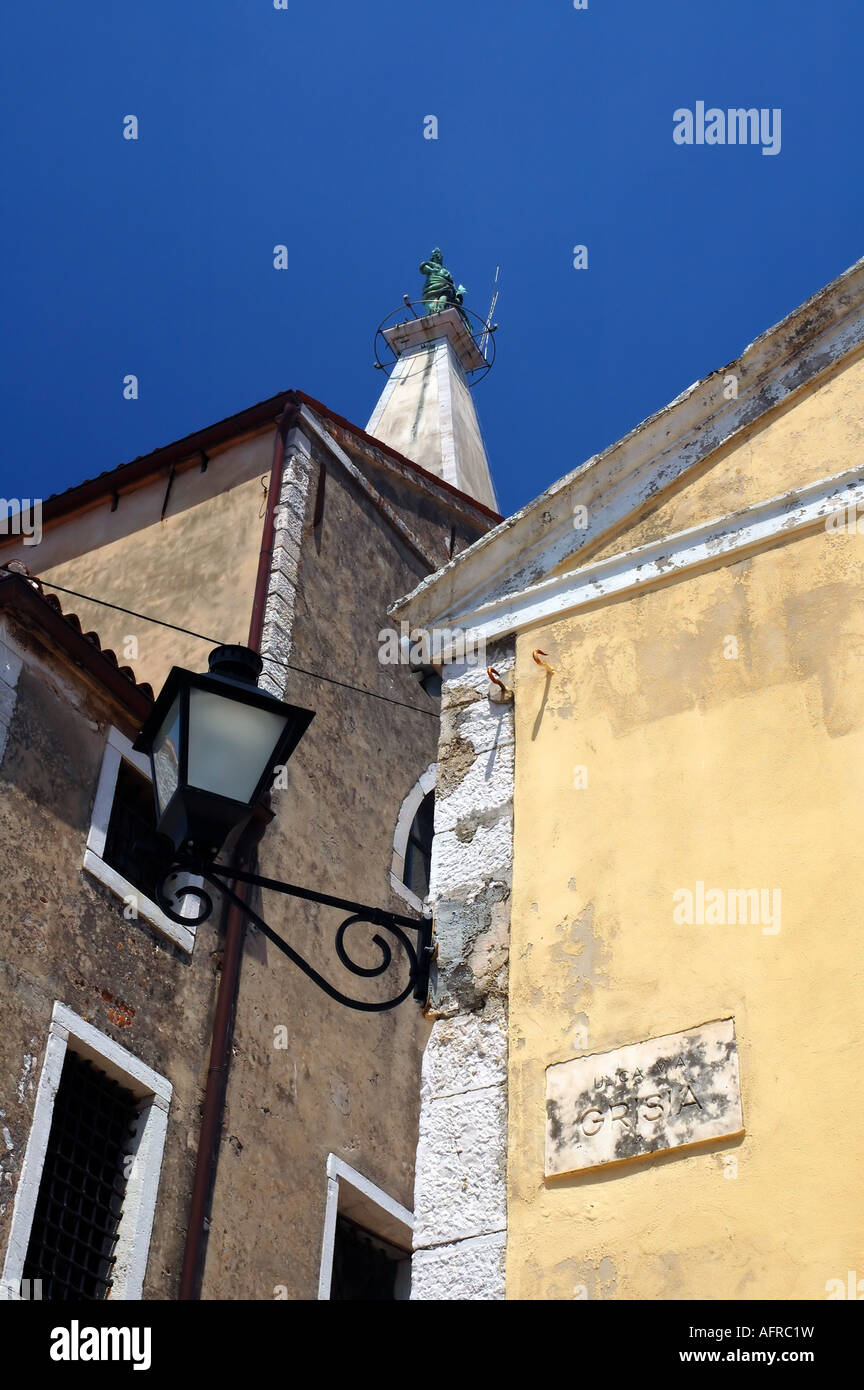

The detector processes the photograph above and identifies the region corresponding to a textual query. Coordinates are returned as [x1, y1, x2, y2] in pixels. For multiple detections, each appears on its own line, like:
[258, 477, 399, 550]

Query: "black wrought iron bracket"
[154, 860, 434, 1013]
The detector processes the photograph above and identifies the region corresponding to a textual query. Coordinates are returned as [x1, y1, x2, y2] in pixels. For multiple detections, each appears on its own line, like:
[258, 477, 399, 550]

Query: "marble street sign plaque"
[545, 1017, 743, 1176]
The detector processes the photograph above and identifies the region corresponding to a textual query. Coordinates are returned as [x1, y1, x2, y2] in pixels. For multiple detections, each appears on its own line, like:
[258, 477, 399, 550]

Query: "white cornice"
[391, 255, 864, 633]
[414, 466, 864, 644]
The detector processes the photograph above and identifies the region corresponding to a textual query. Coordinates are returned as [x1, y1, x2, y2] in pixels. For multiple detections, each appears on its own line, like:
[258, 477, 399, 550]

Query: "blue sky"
[2, 0, 863, 517]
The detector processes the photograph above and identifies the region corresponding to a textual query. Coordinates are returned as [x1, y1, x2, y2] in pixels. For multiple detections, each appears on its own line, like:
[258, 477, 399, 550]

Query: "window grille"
[330, 1215, 409, 1301]
[102, 757, 163, 904]
[22, 1050, 139, 1300]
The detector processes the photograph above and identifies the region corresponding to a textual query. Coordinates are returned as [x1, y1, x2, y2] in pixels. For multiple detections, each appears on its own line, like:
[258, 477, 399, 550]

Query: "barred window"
[330, 1215, 410, 1301]
[102, 758, 163, 904]
[22, 1050, 139, 1300]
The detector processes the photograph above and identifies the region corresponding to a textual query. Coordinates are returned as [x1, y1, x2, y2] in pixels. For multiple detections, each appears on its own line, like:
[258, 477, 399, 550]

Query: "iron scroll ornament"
[154, 860, 434, 1013]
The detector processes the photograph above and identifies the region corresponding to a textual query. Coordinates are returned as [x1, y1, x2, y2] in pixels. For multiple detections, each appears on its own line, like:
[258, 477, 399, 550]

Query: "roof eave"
[0, 572, 154, 721]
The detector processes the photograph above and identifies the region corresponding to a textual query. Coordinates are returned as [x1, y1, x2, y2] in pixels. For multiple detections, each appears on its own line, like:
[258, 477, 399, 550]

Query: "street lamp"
[133, 644, 314, 859]
[133, 644, 433, 1012]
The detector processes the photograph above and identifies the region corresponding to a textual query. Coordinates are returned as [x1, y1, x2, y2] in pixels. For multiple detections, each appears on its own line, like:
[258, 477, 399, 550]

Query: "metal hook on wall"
[487, 666, 512, 701]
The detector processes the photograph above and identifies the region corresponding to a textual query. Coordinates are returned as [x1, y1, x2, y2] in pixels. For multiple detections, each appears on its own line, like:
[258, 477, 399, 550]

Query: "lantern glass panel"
[187, 687, 289, 804]
[151, 695, 182, 815]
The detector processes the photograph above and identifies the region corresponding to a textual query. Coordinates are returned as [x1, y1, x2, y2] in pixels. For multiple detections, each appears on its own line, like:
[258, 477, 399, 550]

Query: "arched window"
[403, 791, 435, 901]
[390, 763, 436, 911]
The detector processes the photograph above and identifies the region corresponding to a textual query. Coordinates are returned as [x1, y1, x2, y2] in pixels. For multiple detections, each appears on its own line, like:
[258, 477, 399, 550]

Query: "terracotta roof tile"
[0, 563, 154, 711]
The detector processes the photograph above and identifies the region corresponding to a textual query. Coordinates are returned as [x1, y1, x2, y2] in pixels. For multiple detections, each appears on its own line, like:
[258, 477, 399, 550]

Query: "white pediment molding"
[391, 256, 864, 635]
[402, 466, 864, 644]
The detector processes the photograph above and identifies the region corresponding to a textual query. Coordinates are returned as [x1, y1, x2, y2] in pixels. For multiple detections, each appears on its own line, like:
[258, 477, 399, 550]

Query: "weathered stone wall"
[201, 431, 487, 1299]
[411, 642, 515, 1300]
[0, 616, 220, 1298]
[0, 411, 493, 1302]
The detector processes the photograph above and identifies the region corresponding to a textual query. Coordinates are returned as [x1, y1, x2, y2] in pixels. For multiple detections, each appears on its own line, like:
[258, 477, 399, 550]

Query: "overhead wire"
[2, 569, 439, 720]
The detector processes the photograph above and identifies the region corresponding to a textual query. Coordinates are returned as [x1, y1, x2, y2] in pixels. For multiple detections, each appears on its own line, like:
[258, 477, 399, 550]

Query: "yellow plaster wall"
[9, 431, 274, 690]
[576, 346, 864, 568]
[507, 525, 864, 1300]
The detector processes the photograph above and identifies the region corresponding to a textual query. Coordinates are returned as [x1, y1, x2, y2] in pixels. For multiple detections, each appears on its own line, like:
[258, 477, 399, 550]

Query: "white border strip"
[390, 761, 437, 912]
[1, 1002, 171, 1301]
[445, 466, 864, 643]
[0, 631, 22, 766]
[84, 726, 198, 954]
[317, 1154, 413, 1300]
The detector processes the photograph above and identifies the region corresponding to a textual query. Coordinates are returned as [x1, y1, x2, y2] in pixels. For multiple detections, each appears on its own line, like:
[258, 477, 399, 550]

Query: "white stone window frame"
[317, 1153, 414, 1301]
[0, 633, 23, 768]
[390, 761, 436, 913]
[84, 725, 201, 955]
[0, 1002, 172, 1302]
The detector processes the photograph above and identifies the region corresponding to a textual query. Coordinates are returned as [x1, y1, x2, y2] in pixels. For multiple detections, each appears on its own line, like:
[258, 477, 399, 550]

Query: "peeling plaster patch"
[454, 802, 508, 843]
[555, 560, 864, 744]
[785, 586, 864, 737]
[435, 736, 477, 798]
[655, 1250, 684, 1296]
[467, 900, 510, 996]
[100, 990, 135, 1029]
[434, 735, 514, 839]
[581, 1255, 618, 1300]
[571, 1011, 590, 1046]
[551, 904, 610, 996]
[431, 880, 511, 1016]
[546, 1254, 618, 1301]
[16, 1052, 36, 1105]
[440, 681, 483, 720]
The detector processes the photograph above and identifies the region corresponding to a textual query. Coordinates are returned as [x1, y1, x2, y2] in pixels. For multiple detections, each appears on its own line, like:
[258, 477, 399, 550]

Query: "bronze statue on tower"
[419, 249, 470, 326]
